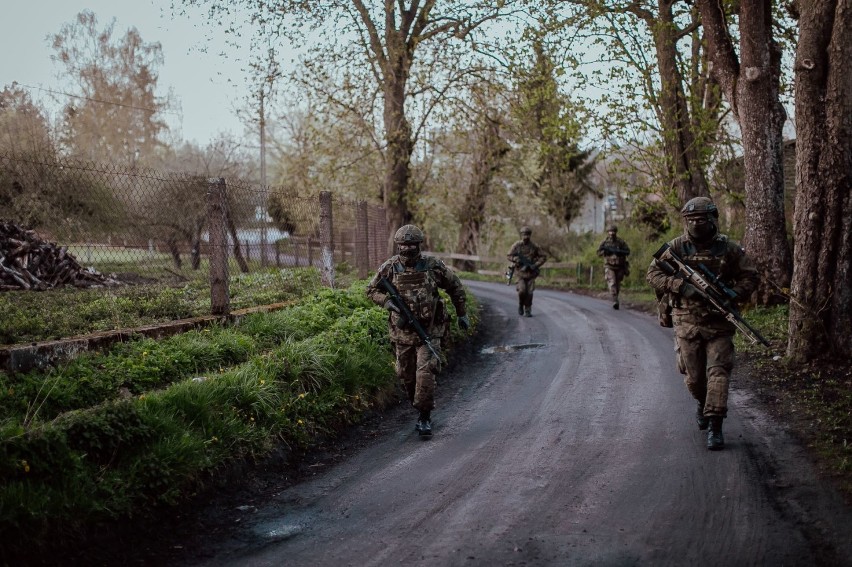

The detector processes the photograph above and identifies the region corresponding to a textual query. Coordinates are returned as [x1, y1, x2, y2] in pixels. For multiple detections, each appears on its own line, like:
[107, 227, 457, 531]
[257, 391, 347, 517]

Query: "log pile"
[0, 220, 120, 290]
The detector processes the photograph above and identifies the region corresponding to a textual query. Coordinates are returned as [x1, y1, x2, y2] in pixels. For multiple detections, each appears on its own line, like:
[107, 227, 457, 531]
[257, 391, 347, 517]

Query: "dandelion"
[260, 379, 266, 385]
[142, 351, 149, 357]
[297, 419, 304, 425]
[250, 417, 255, 422]
[298, 393, 306, 399]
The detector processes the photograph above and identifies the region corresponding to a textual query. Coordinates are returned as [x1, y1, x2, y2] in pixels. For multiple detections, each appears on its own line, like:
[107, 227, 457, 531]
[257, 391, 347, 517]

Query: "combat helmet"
[680, 196, 718, 218]
[607, 225, 618, 233]
[393, 224, 425, 244]
[519, 226, 532, 235]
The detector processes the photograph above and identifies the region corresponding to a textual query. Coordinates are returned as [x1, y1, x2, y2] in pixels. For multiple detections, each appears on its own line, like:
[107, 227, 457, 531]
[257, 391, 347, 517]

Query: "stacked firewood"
[0, 220, 120, 290]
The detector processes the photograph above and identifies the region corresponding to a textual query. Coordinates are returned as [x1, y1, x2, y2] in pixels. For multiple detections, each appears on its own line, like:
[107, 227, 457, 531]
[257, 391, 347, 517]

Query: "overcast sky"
[1, 0, 268, 145]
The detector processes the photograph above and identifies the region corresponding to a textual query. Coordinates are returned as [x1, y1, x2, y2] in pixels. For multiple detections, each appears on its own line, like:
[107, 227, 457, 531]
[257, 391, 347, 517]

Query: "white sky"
[0, 0, 265, 145]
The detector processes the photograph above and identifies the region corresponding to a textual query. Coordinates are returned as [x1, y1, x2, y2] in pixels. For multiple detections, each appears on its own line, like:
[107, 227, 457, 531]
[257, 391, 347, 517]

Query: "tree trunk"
[698, 0, 793, 305]
[382, 48, 414, 255]
[788, 0, 852, 361]
[649, 1, 710, 203]
[455, 117, 509, 273]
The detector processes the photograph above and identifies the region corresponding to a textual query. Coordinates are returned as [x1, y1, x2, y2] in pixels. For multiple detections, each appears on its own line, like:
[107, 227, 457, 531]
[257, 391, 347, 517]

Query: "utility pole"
[259, 88, 268, 267]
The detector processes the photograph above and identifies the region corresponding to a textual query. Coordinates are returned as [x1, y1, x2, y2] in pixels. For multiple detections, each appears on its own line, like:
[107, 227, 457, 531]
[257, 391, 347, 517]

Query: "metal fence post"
[319, 191, 335, 288]
[207, 178, 230, 316]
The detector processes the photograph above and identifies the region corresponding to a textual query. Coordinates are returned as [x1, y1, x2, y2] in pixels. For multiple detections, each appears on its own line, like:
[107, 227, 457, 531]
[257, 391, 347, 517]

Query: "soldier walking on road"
[597, 225, 631, 309]
[507, 226, 547, 317]
[646, 197, 758, 450]
[366, 225, 469, 438]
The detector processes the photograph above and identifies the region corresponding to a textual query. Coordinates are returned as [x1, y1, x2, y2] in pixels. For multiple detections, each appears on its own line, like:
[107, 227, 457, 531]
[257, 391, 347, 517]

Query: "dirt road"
[184, 281, 852, 566]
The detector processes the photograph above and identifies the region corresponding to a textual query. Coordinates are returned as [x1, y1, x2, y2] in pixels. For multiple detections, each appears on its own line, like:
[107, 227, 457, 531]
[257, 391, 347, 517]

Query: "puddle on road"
[481, 343, 547, 354]
[260, 522, 303, 542]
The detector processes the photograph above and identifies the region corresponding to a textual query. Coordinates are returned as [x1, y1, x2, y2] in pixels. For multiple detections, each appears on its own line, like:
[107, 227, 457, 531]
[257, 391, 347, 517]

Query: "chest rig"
[391, 258, 441, 326]
[671, 235, 732, 311]
[675, 236, 730, 279]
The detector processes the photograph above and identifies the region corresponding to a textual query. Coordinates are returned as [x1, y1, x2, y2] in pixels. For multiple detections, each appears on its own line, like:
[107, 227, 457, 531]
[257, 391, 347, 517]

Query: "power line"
[12, 82, 181, 116]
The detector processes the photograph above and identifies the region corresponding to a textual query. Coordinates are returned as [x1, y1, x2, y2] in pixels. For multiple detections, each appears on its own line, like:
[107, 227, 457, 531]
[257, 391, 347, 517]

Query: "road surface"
[183, 281, 852, 566]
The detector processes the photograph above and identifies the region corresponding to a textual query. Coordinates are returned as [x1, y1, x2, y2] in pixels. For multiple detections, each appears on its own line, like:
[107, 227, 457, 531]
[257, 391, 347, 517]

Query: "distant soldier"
[646, 197, 758, 450]
[597, 225, 631, 309]
[366, 224, 469, 438]
[507, 226, 547, 317]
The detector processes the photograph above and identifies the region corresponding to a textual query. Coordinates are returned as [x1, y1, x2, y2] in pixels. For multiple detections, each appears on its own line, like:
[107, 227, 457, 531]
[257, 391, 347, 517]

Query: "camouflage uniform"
[366, 225, 467, 436]
[597, 226, 631, 309]
[507, 226, 547, 317]
[646, 197, 758, 450]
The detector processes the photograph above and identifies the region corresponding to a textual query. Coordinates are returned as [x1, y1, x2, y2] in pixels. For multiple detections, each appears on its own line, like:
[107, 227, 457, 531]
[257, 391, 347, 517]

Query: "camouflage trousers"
[395, 339, 442, 412]
[674, 327, 734, 417]
[515, 277, 537, 308]
[604, 266, 626, 299]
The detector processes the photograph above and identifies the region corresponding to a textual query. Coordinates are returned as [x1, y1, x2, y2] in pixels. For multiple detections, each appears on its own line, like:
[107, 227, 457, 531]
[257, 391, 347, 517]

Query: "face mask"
[686, 217, 717, 241]
[399, 244, 419, 259]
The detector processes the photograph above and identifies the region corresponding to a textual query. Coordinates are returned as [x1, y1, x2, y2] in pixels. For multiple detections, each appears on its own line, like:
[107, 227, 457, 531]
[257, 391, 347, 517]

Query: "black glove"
[679, 282, 699, 299]
[383, 299, 400, 314]
[458, 314, 470, 330]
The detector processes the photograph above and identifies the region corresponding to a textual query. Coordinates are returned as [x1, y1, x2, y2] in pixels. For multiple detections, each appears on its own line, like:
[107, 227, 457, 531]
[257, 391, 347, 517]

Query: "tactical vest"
[603, 238, 628, 267]
[670, 234, 732, 310]
[391, 258, 443, 327]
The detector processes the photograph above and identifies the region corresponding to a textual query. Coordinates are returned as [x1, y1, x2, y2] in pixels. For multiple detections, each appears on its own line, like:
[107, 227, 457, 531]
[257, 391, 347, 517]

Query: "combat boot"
[518, 304, 524, 316]
[707, 416, 724, 450]
[696, 401, 709, 430]
[416, 411, 432, 438]
[524, 306, 532, 317]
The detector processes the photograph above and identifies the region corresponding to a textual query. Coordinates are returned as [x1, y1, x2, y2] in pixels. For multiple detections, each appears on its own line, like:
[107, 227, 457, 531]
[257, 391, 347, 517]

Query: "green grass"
[0, 267, 329, 346]
[0, 280, 479, 558]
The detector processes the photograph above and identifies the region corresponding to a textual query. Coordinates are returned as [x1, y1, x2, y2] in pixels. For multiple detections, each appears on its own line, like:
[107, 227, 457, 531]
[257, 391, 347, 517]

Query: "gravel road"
[182, 281, 852, 566]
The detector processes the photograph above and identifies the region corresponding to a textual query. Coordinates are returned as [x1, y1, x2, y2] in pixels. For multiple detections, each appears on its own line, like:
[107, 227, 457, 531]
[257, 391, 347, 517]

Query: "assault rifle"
[600, 244, 630, 256]
[378, 277, 441, 360]
[652, 243, 770, 347]
[510, 252, 541, 278]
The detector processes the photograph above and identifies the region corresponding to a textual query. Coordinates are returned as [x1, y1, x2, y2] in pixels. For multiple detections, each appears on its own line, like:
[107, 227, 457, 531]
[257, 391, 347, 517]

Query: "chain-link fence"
[1, 151, 389, 314]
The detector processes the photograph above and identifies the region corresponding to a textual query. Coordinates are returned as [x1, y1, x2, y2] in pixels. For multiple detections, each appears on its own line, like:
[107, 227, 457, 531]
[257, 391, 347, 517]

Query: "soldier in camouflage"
[366, 224, 469, 437]
[597, 225, 631, 309]
[507, 226, 547, 317]
[646, 197, 758, 450]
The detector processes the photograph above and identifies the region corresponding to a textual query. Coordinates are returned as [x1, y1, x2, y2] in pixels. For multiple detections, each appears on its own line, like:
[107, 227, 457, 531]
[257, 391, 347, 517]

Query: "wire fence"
[0, 151, 389, 312]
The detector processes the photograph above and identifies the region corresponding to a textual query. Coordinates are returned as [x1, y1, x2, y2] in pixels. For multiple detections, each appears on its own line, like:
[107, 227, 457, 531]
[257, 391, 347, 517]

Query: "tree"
[185, 1, 523, 251]
[451, 84, 512, 272]
[697, 0, 793, 305]
[51, 10, 169, 165]
[0, 84, 55, 156]
[787, 1, 852, 361]
[511, 41, 595, 227]
[554, 1, 719, 205]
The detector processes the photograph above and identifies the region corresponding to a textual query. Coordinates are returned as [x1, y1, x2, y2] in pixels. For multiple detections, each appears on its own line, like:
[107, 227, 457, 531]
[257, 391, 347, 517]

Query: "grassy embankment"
[0, 267, 479, 558]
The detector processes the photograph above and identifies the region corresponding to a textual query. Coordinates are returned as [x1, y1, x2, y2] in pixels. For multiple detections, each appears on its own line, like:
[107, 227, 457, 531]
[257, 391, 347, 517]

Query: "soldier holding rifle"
[597, 225, 631, 309]
[366, 225, 469, 438]
[646, 197, 759, 450]
[507, 226, 547, 317]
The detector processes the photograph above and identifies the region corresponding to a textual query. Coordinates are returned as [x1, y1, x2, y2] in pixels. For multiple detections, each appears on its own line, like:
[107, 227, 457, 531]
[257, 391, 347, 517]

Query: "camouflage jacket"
[366, 254, 466, 345]
[507, 241, 546, 278]
[646, 233, 758, 332]
[597, 236, 631, 268]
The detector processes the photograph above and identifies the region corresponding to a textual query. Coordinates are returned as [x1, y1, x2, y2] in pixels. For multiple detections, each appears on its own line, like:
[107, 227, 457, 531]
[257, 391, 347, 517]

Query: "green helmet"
[519, 226, 532, 235]
[607, 225, 618, 233]
[680, 197, 718, 218]
[393, 224, 425, 244]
